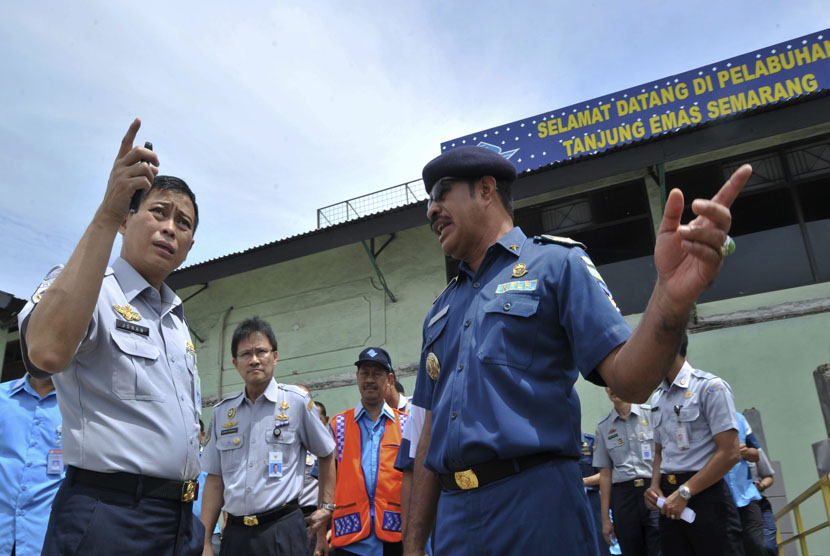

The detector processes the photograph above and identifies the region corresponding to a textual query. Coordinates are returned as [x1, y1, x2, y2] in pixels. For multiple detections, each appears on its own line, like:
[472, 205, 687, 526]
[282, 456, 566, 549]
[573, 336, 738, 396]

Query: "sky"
[1, 1, 828, 299]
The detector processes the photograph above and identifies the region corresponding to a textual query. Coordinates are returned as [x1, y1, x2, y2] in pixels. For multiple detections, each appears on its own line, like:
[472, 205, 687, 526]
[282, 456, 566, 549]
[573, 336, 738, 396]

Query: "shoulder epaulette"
[432, 276, 458, 305]
[215, 390, 244, 406]
[533, 234, 586, 250]
[690, 368, 717, 380]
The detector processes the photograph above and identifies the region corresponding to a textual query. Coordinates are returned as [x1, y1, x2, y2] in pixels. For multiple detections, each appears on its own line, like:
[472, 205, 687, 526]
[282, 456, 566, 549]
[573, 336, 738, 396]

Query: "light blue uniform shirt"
[18, 258, 202, 480]
[593, 404, 655, 483]
[202, 380, 335, 516]
[336, 401, 396, 556]
[725, 412, 762, 507]
[0, 375, 63, 556]
[652, 361, 738, 473]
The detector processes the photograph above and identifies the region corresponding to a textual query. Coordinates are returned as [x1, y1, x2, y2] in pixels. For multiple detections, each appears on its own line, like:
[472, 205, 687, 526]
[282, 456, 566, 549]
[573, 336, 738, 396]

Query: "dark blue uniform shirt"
[412, 227, 632, 474]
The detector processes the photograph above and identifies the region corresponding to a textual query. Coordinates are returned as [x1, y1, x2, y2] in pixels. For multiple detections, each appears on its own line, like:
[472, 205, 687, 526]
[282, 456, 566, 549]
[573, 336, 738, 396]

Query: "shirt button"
[249, 462, 254, 468]
[473, 282, 480, 288]
[464, 320, 471, 328]
[451, 412, 457, 420]
[17, 510, 24, 516]
[30, 441, 36, 447]
[457, 363, 464, 371]
[246, 487, 252, 492]
[503, 302, 512, 311]
[21, 485, 27, 491]
[26, 462, 32, 468]
[34, 419, 41, 425]
[170, 356, 176, 362]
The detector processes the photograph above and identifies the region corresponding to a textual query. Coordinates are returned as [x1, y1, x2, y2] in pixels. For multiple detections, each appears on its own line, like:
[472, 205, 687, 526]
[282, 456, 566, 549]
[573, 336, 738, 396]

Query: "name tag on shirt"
[269, 452, 283, 478]
[641, 442, 653, 461]
[115, 319, 150, 336]
[47, 449, 63, 475]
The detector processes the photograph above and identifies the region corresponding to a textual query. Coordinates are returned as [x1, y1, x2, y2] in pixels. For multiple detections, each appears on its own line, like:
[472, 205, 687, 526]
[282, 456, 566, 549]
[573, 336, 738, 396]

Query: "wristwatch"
[318, 503, 336, 511]
[678, 485, 692, 500]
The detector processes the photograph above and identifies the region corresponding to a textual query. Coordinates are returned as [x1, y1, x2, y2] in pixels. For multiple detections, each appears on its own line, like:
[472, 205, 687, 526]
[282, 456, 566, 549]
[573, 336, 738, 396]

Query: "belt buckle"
[181, 481, 196, 503]
[634, 478, 644, 487]
[454, 469, 479, 490]
[243, 515, 259, 526]
[668, 474, 677, 485]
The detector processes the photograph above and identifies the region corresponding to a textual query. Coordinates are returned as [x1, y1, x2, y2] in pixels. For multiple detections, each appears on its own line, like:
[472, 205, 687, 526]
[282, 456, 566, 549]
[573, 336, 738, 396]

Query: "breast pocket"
[604, 437, 627, 466]
[216, 434, 246, 472]
[678, 404, 708, 444]
[267, 428, 296, 447]
[477, 294, 540, 370]
[110, 329, 166, 401]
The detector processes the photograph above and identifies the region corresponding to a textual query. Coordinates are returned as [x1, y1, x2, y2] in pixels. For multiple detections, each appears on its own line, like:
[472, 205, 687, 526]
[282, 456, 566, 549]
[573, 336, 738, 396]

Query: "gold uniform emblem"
[233, 437, 241, 445]
[280, 401, 290, 410]
[679, 378, 687, 386]
[227, 407, 236, 419]
[512, 263, 528, 278]
[185, 341, 196, 353]
[113, 304, 142, 321]
[307, 398, 315, 411]
[685, 391, 693, 399]
[222, 420, 238, 428]
[642, 419, 648, 427]
[426, 352, 440, 380]
[509, 244, 519, 252]
[454, 469, 479, 490]
[276, 414, 290, 422]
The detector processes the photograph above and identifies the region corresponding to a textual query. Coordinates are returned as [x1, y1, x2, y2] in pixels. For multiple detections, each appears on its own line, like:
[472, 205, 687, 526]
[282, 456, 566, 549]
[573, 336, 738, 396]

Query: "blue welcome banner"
[441, 29, 830, 173]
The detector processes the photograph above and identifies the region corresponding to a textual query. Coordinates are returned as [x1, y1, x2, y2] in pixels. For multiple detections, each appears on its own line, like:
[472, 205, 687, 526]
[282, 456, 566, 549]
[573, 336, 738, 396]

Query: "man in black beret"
[404, 145, 752, 555]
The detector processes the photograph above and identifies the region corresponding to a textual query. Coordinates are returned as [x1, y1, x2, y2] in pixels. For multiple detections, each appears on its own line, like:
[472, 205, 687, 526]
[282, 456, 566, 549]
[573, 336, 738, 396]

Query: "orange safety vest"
[331, 407, 407, 546]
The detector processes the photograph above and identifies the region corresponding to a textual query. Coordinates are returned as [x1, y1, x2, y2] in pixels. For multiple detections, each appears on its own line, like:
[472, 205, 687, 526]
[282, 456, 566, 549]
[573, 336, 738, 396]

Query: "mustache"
[431, 214, 450, 231]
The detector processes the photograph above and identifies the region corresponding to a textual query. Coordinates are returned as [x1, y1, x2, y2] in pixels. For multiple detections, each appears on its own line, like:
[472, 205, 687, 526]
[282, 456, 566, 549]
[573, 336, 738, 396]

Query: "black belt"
[438, 453, 558, 491]
[616, 478, 649, 488]
[661, 472, 696, 486]
[67, 466, 198, 503]
[228, 499, 300, 527]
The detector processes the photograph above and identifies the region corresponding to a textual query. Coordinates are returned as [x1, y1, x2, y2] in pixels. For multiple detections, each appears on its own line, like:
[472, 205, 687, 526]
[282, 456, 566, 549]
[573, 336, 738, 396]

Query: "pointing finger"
[117, 118, 142, 161]
[658, 188, 685, 235]
[711, 164, 752, 208]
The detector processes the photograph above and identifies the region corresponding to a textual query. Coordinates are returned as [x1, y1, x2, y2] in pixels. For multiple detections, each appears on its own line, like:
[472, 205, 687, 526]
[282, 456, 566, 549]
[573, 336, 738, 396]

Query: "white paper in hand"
[656, 497, 696, 523]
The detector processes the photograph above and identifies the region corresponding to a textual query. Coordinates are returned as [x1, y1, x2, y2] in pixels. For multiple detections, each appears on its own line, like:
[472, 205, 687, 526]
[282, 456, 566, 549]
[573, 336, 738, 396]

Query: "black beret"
[422, 146, 518, 194]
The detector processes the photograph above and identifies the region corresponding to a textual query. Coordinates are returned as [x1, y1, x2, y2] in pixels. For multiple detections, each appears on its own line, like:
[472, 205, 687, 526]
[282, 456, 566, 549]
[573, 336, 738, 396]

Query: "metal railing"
[775, 474, 830, 555]
[317, 179, 427, 229]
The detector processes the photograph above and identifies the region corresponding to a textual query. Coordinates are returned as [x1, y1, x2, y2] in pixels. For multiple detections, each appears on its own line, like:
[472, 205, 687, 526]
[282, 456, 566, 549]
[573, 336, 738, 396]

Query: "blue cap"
[422, 146, 517, 194]
[354, 347, 393, 372]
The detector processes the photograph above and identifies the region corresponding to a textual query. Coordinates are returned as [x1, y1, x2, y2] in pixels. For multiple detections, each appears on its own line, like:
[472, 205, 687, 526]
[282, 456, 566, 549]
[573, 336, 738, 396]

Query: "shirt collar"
[354, 400, 395, 422]
[13, 374, 56, 399]
[111, 257, 183, 316]
[611, 403, 641, 421]
[660, 360, 694, 391]
[457, 226, 528, 278]
[263, 379, 281, 403]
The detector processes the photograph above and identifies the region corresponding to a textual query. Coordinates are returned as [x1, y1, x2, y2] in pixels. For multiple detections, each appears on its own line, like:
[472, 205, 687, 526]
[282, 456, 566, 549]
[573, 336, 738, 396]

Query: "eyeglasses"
[236, 348, 274, 361]
[427, 177, 460, 210]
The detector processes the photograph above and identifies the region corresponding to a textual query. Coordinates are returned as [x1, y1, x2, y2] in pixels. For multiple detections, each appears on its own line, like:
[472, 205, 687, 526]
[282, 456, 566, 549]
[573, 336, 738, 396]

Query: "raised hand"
[653, 164, 752, 308]
[98, 118, 159, 226]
